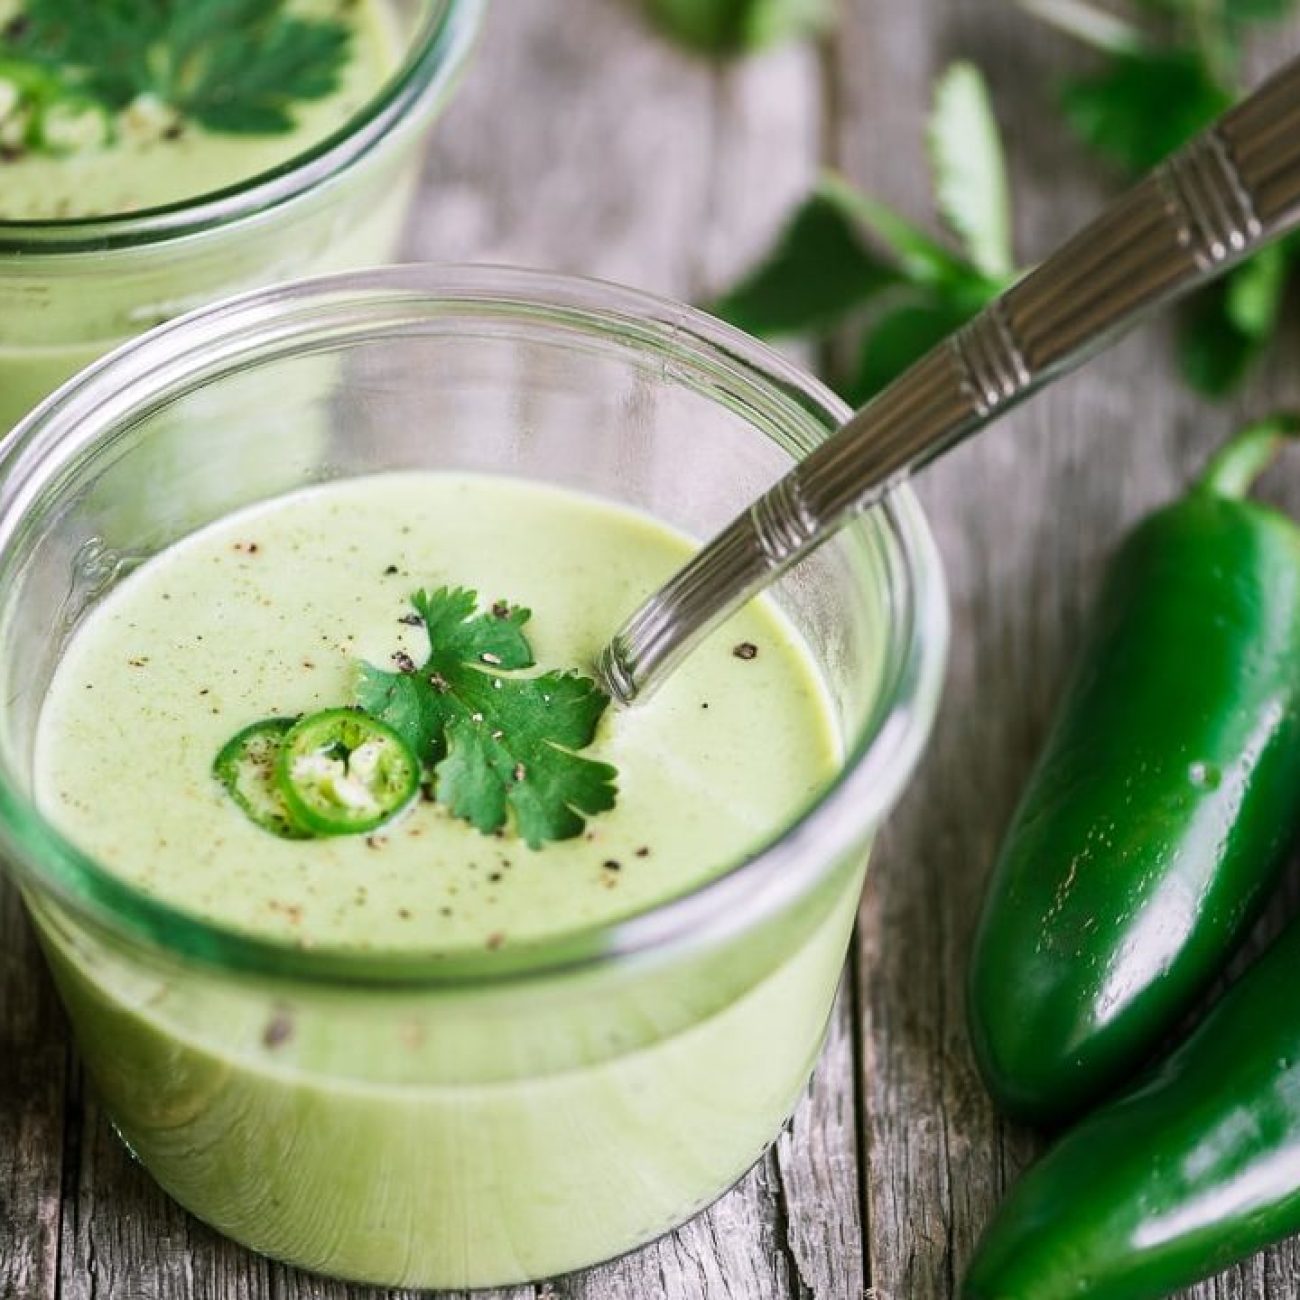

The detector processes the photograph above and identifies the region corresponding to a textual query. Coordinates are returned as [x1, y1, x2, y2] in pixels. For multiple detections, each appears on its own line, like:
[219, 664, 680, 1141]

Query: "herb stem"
[1013, 0, 1145, 56]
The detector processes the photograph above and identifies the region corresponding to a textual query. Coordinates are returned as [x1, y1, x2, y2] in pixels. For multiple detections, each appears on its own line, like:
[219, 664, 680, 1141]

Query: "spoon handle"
[600, 54, 1300, 705]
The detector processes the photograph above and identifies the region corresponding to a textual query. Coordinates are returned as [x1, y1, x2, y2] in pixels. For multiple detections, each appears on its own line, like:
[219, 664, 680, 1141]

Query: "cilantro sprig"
[0, 0, 352, 156]
[1021, 0, 1298, 396]
[713, 9, 1299, 403]
[356, 589, 617, 848]
[714, 63, 1015, 402]
[216, 588, 619, 850]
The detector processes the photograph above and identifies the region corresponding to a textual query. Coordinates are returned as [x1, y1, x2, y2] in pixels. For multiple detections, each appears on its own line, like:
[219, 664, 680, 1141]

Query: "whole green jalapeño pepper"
[968, 416, 1300, 1125]
[963, 909, 1300, 1299]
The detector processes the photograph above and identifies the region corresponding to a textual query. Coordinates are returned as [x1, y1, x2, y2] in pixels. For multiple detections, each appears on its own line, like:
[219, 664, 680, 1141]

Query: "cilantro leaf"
[355, 589, 617, 848]
[822, 173, 986, 290]
[1059, 48, 1231, 175]
[709, 65, 1014, 399]
[850, 293, 992, 403]
[711, 167, 1003, 344]
[157, 2, 353, 135]
[1224, 242, 1292, 338]
[712, 186, 902, 337]
[1, 0, 352, 150]
[1179, 244, 1293, 397]
[929, 63, 1015, 281]
[644, 0, 834, 55]
[1026, 0, 1295, 397]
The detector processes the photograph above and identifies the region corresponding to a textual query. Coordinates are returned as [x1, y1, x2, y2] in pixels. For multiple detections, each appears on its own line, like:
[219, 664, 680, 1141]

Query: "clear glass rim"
[0, 0, 487, 256]
[0, 265, 949, 988]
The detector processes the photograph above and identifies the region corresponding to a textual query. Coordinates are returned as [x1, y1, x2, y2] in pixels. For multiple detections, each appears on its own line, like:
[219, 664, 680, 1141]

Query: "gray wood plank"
[18, 3, 858, 1299]
[836, 5, 1300, 1299]
[0, 883, 65, 1300]
[773, 980, 865, 1300]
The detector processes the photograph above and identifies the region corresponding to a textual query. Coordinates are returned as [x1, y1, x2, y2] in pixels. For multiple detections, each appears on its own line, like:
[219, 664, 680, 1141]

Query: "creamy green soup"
[0, 0, 399, 219]
[37, 472, 839, 949]
[29, 473, 860, 1287]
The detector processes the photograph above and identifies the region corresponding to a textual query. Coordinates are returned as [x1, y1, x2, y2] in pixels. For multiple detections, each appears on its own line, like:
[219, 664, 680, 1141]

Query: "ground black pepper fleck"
[384, 564, 399, 575]
[491, 600, 510, 619]
[392, 651, 417, 674]
[733, 641, 759, 660]
[262, 1012, 294, 1049]
[399, 612, 423, 627]
[603, 859, 622, 872]
[635, 846, 650, 858]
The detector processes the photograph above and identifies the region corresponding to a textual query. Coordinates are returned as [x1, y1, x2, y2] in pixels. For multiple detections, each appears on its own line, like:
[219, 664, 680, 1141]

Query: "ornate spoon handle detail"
[599, 55, 1300, 704]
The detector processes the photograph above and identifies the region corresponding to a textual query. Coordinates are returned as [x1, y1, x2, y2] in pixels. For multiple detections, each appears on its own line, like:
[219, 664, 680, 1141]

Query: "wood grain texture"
[0, 885, 65, 1300]
[835, 4, 1300, 1299]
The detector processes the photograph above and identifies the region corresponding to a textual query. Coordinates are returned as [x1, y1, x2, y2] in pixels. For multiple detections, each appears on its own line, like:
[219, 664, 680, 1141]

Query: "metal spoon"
[598, 54, 1300, 705]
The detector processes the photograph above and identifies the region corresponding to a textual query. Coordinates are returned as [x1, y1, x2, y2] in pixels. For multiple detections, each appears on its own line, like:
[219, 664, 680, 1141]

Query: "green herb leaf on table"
[1024, 0, 1299, 396]
[1178, 243, 1291, 396]
[850, 295, 991, 404]
[712, 185, 903, 337]
[711, 63, 1014, 403]
[355, 588, 618, 848]
[821, 174, 989, 290]
[929, 62, 1015, 281]
[1059, 48, 1231, 174]
[644, 0, 834, 56]
[0, 0, 352, 153]
[709, 173, 1000, 401]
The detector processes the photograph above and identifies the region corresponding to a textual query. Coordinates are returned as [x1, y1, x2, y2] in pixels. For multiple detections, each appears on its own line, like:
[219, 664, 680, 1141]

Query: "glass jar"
[0, 266, 948, 1289]
[0, 0, 485, 434]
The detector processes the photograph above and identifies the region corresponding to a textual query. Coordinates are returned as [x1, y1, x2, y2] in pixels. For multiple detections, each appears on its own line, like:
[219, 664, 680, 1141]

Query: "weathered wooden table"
[6, 3, 1300, 1297]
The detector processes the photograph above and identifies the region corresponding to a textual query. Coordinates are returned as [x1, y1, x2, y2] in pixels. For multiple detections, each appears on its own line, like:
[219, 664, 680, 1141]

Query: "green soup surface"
[35, 473, 841, 955]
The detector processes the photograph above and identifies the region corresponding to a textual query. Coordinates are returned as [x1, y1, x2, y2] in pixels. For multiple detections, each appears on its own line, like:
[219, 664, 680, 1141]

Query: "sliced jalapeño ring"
[213, 717, 311, 840]
[276, 708, 420, 837]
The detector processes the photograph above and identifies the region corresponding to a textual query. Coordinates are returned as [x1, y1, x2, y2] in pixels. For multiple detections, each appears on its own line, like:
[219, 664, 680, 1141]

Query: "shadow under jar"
[0, 0, 485, 435]
[0, 266, 948, 1289]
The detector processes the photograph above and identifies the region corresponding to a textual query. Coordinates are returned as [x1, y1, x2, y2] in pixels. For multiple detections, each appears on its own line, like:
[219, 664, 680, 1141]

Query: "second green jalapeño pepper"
[968, 416, 1300, 1125]
[962, 908, 1300, 1299]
